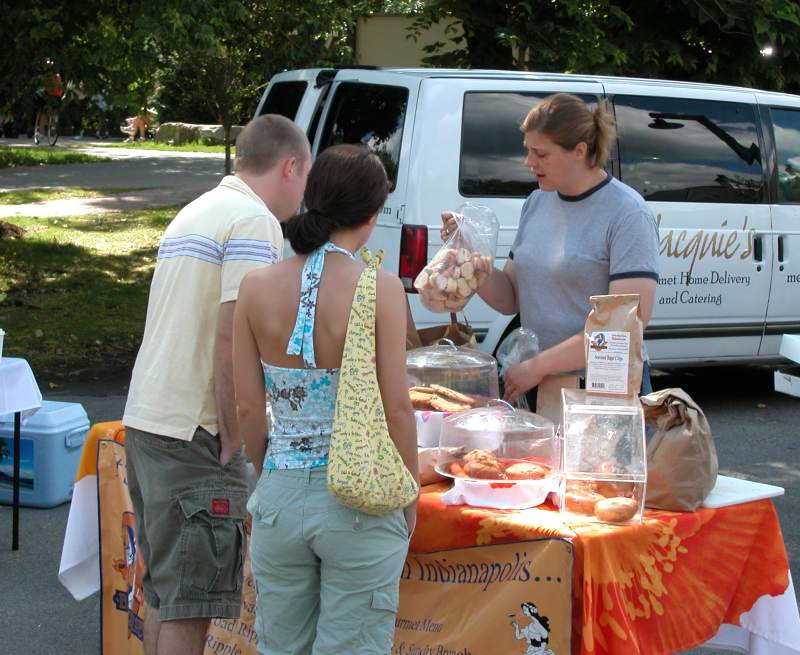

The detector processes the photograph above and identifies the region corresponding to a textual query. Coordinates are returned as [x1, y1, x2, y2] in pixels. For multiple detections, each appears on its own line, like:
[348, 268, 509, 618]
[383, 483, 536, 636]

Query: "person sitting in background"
[123, 108, 155, 142]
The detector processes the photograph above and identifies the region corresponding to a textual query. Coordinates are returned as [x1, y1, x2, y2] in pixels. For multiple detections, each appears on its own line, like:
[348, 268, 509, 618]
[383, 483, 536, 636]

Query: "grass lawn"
[0, 187, 142, 205]
[101, 141, 234, 154]
[0, 207, 178, 382]
[0, 147, 110, 168]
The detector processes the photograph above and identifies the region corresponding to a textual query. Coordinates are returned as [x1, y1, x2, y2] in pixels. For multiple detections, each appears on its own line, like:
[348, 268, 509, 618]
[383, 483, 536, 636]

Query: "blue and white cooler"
[0, 400, 89, 508]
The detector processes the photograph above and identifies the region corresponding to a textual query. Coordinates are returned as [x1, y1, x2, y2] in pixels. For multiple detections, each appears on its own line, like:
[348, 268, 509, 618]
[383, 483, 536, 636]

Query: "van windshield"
[259, 81, 307, 120]
[317, 82, 408, 191]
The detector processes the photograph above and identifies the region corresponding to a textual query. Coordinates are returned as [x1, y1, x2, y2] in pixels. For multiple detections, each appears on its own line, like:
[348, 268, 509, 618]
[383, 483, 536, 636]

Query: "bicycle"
[33, 106, 59, 146]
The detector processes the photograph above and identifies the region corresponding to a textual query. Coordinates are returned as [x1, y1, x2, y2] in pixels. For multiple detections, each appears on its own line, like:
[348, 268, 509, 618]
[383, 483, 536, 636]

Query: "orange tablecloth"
[411, 483, 791, 654]
[62, 423, 794, 655]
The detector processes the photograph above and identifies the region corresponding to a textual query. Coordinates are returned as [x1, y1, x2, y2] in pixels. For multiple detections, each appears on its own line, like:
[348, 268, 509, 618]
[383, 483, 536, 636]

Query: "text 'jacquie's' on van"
[254, 67, 800, 368]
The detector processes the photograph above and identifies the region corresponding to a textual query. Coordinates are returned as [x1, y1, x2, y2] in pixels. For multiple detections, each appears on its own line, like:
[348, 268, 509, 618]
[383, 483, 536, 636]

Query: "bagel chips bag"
[584, 294, 644, 396]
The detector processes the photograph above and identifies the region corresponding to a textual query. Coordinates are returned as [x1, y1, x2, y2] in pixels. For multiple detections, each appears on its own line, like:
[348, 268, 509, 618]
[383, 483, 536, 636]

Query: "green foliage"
[103, 141, 233, 154]
[0, 206, 178, 379]
[411, 0, 800, 93]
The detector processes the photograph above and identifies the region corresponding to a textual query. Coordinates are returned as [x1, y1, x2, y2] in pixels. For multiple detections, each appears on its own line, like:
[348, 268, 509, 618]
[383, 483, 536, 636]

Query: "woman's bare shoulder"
[376, 269, 405, 296]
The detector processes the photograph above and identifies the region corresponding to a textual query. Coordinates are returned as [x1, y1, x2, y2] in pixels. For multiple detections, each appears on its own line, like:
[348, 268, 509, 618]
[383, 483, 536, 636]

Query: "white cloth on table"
[442, 476, 556, 509]
[0, 357, 42, 420]
[58, 477, 100, 600]
[704, 573, 800, 653]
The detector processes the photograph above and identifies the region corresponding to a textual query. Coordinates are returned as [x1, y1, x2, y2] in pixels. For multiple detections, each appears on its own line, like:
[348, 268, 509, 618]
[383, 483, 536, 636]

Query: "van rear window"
[318, 82, 408, 190]
[459, 92, 598, 198]
[259, 81, 307, 120]
[615, 95, 764, 203]
[771, 107, 800, 204]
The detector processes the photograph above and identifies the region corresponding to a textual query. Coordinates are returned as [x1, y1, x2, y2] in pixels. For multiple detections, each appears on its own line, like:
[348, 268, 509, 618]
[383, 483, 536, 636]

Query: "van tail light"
[399, 224, 428, 292]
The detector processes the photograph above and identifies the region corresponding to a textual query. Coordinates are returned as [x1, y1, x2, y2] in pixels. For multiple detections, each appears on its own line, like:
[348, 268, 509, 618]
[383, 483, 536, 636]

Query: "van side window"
[770, 108, 800, 203]
[459, 92, 598, 198]
[258, 81, 308, 120]
[318, 82, 408, 190]
[614, 96, 764, 203]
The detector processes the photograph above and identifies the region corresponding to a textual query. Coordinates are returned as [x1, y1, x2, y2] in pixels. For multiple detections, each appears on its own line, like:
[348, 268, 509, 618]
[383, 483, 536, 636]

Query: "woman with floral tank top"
[233, 144, 418, 654]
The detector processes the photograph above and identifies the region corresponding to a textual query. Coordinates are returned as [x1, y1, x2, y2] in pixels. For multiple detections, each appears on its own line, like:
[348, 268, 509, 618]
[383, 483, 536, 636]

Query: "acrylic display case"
[559, 388, 647, 524]
[435, 403, 555, 485]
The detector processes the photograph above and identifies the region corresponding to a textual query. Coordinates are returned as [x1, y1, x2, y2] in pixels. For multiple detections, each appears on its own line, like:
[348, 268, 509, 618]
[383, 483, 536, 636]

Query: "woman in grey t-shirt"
[442, 93, 660, 402]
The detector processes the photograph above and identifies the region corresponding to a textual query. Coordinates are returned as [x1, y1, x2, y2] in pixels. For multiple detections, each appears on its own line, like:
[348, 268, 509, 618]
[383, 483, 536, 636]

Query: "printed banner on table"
[97, 436, 572, 655]
[97, 439, 146, 655]
[395, 539, 573, 655]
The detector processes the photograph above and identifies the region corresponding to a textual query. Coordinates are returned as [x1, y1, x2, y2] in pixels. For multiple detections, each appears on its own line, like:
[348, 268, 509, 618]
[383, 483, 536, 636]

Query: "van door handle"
[778, 235, 785, 271]
[753, 235, 763, 263]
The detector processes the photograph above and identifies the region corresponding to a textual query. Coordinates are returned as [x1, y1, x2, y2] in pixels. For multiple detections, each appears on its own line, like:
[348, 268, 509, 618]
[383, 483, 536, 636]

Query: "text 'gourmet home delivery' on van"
[254, 67, 800, 368]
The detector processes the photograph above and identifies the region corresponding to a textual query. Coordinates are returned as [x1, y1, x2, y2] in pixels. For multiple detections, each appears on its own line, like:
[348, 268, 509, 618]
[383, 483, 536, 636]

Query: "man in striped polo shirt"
[123, 114, 311, 655]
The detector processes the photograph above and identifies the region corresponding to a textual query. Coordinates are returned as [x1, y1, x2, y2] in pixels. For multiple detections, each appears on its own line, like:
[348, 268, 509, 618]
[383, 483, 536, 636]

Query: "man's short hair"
[235, 114, 309, 175]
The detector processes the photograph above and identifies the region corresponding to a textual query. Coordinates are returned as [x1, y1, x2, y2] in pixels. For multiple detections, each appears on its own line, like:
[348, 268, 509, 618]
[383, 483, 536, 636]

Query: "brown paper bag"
[405, 297, 478, 350]
[641, 388, 718, 511]
[415, 319, 479, 350]
[536, 374, 580, 425]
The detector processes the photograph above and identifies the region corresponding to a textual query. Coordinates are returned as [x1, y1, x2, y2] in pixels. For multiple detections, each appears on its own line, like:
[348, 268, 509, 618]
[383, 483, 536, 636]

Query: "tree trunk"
[224, 122, 232, 175]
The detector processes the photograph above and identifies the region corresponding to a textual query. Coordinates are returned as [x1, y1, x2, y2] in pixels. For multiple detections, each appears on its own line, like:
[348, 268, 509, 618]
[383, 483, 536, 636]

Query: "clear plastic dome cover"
[435, 404, 555, 483]
[406, 340, 499, 402]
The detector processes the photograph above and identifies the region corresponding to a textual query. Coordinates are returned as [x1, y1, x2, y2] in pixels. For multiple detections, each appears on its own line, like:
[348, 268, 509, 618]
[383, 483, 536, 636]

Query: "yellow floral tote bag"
[327, 249, 419, 516]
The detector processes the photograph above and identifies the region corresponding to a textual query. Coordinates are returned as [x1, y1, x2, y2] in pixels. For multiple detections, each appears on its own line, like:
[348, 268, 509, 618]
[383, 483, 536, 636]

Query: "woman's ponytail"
[592, 99, 616, 169]
[285, 209, 336, 254]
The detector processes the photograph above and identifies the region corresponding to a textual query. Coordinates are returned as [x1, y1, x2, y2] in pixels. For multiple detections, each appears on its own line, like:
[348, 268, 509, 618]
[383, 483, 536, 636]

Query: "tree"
[147, 0, 402, 173]
[0, 0, 162, 134]
[410, 0, 800, 93]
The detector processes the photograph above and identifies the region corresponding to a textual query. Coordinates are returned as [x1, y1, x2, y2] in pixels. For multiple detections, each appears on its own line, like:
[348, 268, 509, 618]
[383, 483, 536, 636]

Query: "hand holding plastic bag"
[414, 203, 499, 313]
[497, 327, 540, 409]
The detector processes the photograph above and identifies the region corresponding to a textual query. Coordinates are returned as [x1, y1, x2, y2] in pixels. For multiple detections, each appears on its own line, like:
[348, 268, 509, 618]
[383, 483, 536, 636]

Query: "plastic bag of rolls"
[414, 203, 499, 313]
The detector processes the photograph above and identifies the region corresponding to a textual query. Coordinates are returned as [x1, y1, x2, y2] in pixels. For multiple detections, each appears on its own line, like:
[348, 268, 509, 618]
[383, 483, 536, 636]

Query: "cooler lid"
[0, 400, 88, 429]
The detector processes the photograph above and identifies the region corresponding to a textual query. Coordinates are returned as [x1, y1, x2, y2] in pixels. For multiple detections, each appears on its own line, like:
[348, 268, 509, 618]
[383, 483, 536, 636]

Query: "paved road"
[1, 366, 797, 655]
[0, 137, 225, 194]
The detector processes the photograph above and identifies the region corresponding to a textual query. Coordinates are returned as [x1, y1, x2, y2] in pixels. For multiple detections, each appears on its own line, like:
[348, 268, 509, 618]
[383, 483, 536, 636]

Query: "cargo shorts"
[125, 426, 248, 620]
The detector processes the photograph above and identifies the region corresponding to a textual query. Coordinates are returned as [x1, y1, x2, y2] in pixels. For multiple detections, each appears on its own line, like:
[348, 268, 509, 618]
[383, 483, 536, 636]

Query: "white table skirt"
[0, 357, 42, 418]
[705, 573, 800, 653]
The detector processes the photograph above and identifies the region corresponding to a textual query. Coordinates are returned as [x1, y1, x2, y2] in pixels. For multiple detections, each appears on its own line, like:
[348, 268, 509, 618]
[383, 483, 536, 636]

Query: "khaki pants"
[247, 467, 410, 654]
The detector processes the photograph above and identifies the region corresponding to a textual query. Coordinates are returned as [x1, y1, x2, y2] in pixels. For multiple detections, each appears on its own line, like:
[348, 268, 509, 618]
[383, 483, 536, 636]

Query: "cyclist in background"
[34, 63, 64, 145]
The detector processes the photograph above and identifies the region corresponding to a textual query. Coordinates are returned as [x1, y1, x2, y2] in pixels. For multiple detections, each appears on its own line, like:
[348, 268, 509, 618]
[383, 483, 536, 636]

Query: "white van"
[254, 67, 800, 367]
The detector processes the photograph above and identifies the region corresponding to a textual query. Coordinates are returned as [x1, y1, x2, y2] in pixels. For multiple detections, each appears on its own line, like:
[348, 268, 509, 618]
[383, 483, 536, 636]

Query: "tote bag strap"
[339, 249, 383, 369]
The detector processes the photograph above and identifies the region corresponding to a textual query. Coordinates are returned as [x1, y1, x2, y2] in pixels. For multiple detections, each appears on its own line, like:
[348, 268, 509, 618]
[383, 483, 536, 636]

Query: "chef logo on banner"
[111, 511, 145, 640]
[393, 539, 572, 655]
